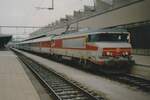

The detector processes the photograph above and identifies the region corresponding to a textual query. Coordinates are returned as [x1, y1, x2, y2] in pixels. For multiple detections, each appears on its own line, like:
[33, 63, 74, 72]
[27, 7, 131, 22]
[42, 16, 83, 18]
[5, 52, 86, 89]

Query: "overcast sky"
[0, 0, 95, 37]
[0, 0, 94, 25]
[0, 0, 112, 39]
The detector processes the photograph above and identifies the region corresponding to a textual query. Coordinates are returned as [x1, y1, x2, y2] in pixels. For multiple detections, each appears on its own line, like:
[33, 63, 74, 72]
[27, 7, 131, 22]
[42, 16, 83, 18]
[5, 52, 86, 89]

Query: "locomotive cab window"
[88, 33, 129, 42]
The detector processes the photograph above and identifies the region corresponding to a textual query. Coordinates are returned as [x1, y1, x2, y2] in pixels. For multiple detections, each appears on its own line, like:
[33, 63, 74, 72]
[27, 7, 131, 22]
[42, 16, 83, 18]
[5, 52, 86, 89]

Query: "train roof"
[19, 36, 51, 44]
[56, 28, 129, 39]
[16, 28, 129, 44]
[96, 28, 128, 33]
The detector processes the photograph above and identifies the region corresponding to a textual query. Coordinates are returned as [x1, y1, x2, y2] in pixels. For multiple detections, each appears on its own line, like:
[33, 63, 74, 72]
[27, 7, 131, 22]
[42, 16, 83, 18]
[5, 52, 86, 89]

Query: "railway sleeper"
[56, 91, 80, 96]
[60, 94, 88, 100]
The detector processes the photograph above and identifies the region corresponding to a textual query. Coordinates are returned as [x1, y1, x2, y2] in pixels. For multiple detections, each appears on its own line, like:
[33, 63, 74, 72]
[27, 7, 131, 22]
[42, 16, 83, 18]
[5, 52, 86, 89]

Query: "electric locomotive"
[14, 28, 134, 73]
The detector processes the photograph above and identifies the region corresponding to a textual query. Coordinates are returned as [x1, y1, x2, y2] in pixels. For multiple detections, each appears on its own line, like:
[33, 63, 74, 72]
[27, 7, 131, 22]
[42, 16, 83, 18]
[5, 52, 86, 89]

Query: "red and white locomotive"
[15, 28, 134, 73]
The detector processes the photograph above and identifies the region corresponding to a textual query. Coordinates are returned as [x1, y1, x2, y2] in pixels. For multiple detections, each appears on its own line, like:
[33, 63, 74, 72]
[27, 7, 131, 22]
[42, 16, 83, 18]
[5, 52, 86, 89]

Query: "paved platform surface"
[0, 51, 40, 100]
[132, 55, 150, 80]
[133, 55, 150, 66]
[16, 49, 150, 100]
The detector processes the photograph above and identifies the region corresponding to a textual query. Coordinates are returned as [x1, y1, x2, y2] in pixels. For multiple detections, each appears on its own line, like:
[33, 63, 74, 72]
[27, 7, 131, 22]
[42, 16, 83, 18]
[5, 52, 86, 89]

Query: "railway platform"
[133, 55, 150, 66]
[132, 55, 150, 80]
[14, 49, 150, 100]
[0, 50, 40, 100]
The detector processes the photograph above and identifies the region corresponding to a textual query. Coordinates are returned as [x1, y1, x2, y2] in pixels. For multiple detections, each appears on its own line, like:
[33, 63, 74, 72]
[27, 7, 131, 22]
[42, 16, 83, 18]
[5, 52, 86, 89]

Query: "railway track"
[13, 49, 150, 93]
[15, 52, 105, 100]
[109, 74, 150, 92]
[50, 56, 150, 92]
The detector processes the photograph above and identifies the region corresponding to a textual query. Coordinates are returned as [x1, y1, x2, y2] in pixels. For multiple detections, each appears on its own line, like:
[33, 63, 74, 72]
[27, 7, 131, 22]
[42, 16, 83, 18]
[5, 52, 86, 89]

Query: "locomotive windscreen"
[88, 33, 129, 42]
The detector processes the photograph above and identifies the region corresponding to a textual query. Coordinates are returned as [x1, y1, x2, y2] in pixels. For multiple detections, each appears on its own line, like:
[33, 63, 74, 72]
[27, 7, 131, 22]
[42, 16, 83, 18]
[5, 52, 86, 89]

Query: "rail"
[13, 48, 150, 92]
[109, 74, 150, 92]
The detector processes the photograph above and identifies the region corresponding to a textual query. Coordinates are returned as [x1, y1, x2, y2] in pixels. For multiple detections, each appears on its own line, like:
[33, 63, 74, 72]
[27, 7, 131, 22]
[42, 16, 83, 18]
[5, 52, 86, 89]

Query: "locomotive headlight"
[105, 51, 113, 56]
[110, 52, 113, 56]
[106, 52, 110, 55]
[125, 52, 128, 55]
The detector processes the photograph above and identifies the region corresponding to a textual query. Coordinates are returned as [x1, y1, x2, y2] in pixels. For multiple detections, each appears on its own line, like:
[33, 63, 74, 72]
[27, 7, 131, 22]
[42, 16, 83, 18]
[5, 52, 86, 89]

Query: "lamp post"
[92, 0, 96, 11]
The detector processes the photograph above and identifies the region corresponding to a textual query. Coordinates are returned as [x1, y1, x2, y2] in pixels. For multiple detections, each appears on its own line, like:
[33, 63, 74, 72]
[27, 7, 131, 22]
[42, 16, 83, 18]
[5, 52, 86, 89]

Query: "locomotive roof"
[55, 28, 129, 39]
[19, 36, 51, 44]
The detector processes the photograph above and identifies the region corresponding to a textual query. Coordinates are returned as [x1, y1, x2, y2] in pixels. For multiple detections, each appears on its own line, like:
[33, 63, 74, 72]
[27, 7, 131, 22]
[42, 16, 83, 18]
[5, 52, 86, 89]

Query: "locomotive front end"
[88, 30, 134, 73]
[100, 47, 133, 72]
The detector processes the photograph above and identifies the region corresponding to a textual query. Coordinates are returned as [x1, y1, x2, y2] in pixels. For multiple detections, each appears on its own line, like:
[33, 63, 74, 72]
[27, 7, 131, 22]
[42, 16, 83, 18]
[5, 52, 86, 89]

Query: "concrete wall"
[95, 0, 111, 11]
[71, 0, 150, 29]
[113, 0, 132, 5]
[128, 24, 150, 49]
